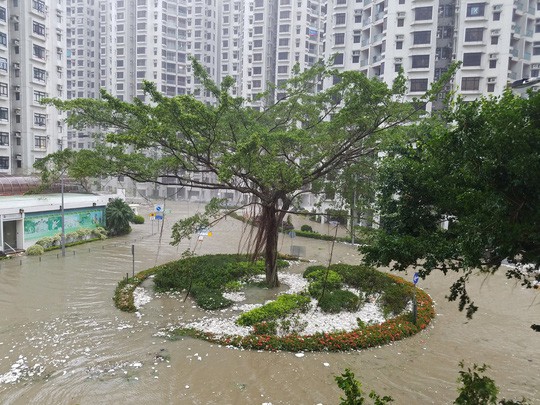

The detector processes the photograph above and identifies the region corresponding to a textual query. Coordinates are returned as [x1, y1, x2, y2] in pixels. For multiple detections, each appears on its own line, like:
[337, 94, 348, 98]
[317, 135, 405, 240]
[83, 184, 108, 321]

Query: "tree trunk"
[253, 198, 289, 288]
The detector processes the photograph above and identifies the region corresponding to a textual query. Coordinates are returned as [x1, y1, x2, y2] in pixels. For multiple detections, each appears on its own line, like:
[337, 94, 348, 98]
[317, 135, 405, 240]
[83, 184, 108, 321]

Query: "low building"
[0, 193, 116, 253]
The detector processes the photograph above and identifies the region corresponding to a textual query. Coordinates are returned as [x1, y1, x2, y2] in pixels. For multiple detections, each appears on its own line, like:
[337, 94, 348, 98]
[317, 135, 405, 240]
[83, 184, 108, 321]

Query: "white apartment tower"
[325, 0, 540, 109]
[0, 0, 67, 175]
[220, 0, 325, 107]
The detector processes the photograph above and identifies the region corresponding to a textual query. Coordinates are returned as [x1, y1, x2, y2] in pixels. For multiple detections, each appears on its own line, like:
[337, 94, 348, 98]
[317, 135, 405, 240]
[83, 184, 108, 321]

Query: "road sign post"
[412, 272, 419, 325]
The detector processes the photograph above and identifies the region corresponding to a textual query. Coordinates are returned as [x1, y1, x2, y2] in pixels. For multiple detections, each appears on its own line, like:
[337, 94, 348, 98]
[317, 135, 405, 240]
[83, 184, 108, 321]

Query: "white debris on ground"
[222, 291, 246, 302]
[0, 356, 45, 384]
[133, 286, 153, 309]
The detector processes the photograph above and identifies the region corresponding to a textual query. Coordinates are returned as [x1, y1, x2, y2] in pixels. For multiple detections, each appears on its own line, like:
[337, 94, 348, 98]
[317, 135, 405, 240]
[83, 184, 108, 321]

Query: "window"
[0, 156, 8, 169]
[280, 10, 291, 19]
[0, 57, 6, 71]
[334, 33, 345, 45]
[493, 12, 500, 21]
[33, 67, 46, 81]
[32, 0, 46, 13]
[333, 53, 344, 65]
[34, 113, 47, 126]
[410, 78, 428, 92]
[491, 36, 499, 45]
[279, 38, 289, 46]
[397, 18, 404, 27]
[461, 77, 480, 90]
[399, 0, 405, 3]
[396, 41, 403, 49]
[253, 67, 262, 75]
[279, 24, 290, 33]
[0, 82, 7, 96]
[413, 31, 431, 45]
[395, 63, 402, 72]
[0, 107, 7, 120]
[34, 90, 47, 102]
[489, 59, 497, 68]
[487, 83, 495, 92]
[0, 7, 5, 22]
[411, 54, 430, 68]
[278, 52, 288, 60]
[462, 52, 482, 66]
[466, 3, 485, 17]
[35, 135, 47, 149]
[465, 28, 484, 42]
[0, 132, 8, 146]
[414, 7, 432, 20]
[335, 13, 346, 25]
[277, 65, 288, 73]
[0, 33, 6, 47]
[33, 44, 46, 59]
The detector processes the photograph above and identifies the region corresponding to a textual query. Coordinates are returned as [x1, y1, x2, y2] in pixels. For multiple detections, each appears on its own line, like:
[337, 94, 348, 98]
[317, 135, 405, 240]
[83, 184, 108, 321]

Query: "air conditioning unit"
[532, 64, 540, 69]
[13, 39, 19, 46]
[13, 63, 20, 68]
[13, 85, 20, 91]
[489, 53, 498, 59]
[14, 108, 21, 114]
[57, 84, 63, 90]
[395, 57, 403, 62]
[354, 9, 362, 14]
[14, 131, 21, 137]
[396, 34, 404, 40]
[397, 12, 405, 17]
[491, 29, 500, 35]
[352, 50, 361, 55]
[11, 15, 19, 22]
[487, 77, 496, 83]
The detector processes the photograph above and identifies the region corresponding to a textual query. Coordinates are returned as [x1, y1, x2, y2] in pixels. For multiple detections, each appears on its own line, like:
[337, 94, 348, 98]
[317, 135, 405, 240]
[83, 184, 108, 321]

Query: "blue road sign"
[413, 272, 419, 285]
[155, 214, 163, 220]
[155, 204, 163, 212]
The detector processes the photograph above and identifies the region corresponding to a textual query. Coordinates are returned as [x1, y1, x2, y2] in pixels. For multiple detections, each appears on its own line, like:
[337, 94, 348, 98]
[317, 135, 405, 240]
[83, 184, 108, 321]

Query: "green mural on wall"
[24, 208, 105, 241]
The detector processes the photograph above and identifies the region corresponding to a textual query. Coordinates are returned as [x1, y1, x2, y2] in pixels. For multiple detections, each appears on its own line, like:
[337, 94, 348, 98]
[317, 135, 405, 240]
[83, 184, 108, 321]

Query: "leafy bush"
[153, 254, 268, 310]
[381, 283, 411, 317]
[303, 265, 326, 278]
[306, 269, 343, 298]
[236, 294, 310, 326]
[224, 280, 243, 292]
[318, 290, 359, 313]
[252, 321, 278, 335]
[133, 214, 145, 224]
[300, 224, 313, 232]
[26, 244, 44, 256]
[191, 286, 233, 310]
[106, 198, 134, 236]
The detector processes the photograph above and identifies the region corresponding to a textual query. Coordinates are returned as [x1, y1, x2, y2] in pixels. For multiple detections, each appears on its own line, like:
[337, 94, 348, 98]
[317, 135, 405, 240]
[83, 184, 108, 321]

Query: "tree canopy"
[361, 89, 540, 317]
[38, 60, 451, 287]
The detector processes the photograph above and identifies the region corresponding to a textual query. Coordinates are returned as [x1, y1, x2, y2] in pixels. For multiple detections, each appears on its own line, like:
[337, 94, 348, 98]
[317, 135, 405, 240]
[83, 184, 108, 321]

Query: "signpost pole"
[132, 244, 135, 278]
[412, 272, 419, 325]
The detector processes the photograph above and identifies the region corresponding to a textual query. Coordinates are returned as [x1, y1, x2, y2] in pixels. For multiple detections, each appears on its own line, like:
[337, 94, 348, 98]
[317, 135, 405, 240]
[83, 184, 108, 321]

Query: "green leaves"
[363, 89, 540, 318]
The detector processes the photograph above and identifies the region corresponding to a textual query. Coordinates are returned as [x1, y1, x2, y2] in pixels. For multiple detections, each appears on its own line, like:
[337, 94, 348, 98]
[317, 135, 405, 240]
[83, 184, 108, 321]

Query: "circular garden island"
[116, 254, 434, 352]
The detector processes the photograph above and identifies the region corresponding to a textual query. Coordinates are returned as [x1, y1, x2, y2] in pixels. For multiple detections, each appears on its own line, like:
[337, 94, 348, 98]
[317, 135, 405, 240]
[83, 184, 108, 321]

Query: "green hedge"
[236, 294, 311, 326]
[318, 290, 359, 313]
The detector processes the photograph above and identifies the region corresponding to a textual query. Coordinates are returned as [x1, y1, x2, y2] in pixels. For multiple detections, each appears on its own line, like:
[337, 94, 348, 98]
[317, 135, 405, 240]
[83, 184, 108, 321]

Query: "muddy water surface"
[0, 202, 538, 404]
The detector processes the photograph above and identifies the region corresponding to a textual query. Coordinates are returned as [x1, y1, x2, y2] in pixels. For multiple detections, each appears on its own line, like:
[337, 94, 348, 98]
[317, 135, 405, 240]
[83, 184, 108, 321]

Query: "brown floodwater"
[0, 202, 538, 404]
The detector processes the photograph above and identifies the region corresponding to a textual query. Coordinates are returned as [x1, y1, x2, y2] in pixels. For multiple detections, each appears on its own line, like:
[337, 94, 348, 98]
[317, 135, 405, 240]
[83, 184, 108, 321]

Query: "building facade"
[0, 0, 67, 176]
[324, 0, 540, 110]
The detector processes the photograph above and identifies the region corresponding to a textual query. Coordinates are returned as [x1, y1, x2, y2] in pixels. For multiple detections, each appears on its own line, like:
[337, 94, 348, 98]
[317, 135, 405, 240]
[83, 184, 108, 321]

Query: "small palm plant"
[106, 198, 135, 236]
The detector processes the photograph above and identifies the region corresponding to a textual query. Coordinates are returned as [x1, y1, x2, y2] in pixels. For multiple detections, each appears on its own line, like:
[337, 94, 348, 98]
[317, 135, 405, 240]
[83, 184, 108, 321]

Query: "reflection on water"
[0, 201, 538, 404]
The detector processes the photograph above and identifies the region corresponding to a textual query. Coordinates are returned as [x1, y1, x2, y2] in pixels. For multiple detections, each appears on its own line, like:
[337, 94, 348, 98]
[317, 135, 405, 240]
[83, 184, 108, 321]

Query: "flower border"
[170, 274, 435, 352]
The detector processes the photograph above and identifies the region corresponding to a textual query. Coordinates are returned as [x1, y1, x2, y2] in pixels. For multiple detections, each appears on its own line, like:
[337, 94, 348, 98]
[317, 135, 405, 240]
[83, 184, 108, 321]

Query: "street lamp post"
[59, 138, 65, 257]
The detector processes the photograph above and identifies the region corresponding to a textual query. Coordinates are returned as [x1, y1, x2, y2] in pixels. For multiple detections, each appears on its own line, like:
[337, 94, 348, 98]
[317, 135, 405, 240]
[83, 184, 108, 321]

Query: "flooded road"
[0, 202, 538, 404]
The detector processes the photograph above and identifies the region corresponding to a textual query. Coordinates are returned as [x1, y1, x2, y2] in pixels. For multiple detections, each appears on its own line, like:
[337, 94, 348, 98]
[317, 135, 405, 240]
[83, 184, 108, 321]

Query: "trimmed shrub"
[26, 244, 44, 256]
[237, 294, 310, 326]
[318, 290, 359, 313]
[300, 224, 313, 232]
[381, 283, 411, 317]
[133, 214, 145, 224]
[306, 269, 343, 298]
[191, 286, 233, 310]
[303, 265, 326, 278]
[252, 321, 278, 335]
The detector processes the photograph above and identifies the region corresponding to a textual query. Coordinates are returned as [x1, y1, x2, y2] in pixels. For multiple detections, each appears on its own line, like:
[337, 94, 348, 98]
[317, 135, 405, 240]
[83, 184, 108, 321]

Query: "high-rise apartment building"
[0, 0, 67, 175]
[325, 0, 540, 110]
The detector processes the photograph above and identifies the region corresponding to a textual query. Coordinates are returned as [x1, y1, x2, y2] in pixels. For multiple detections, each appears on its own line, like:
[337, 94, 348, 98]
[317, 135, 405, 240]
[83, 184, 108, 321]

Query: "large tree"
[39, 61, 448, 287]
[361, 89, 540, 318]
